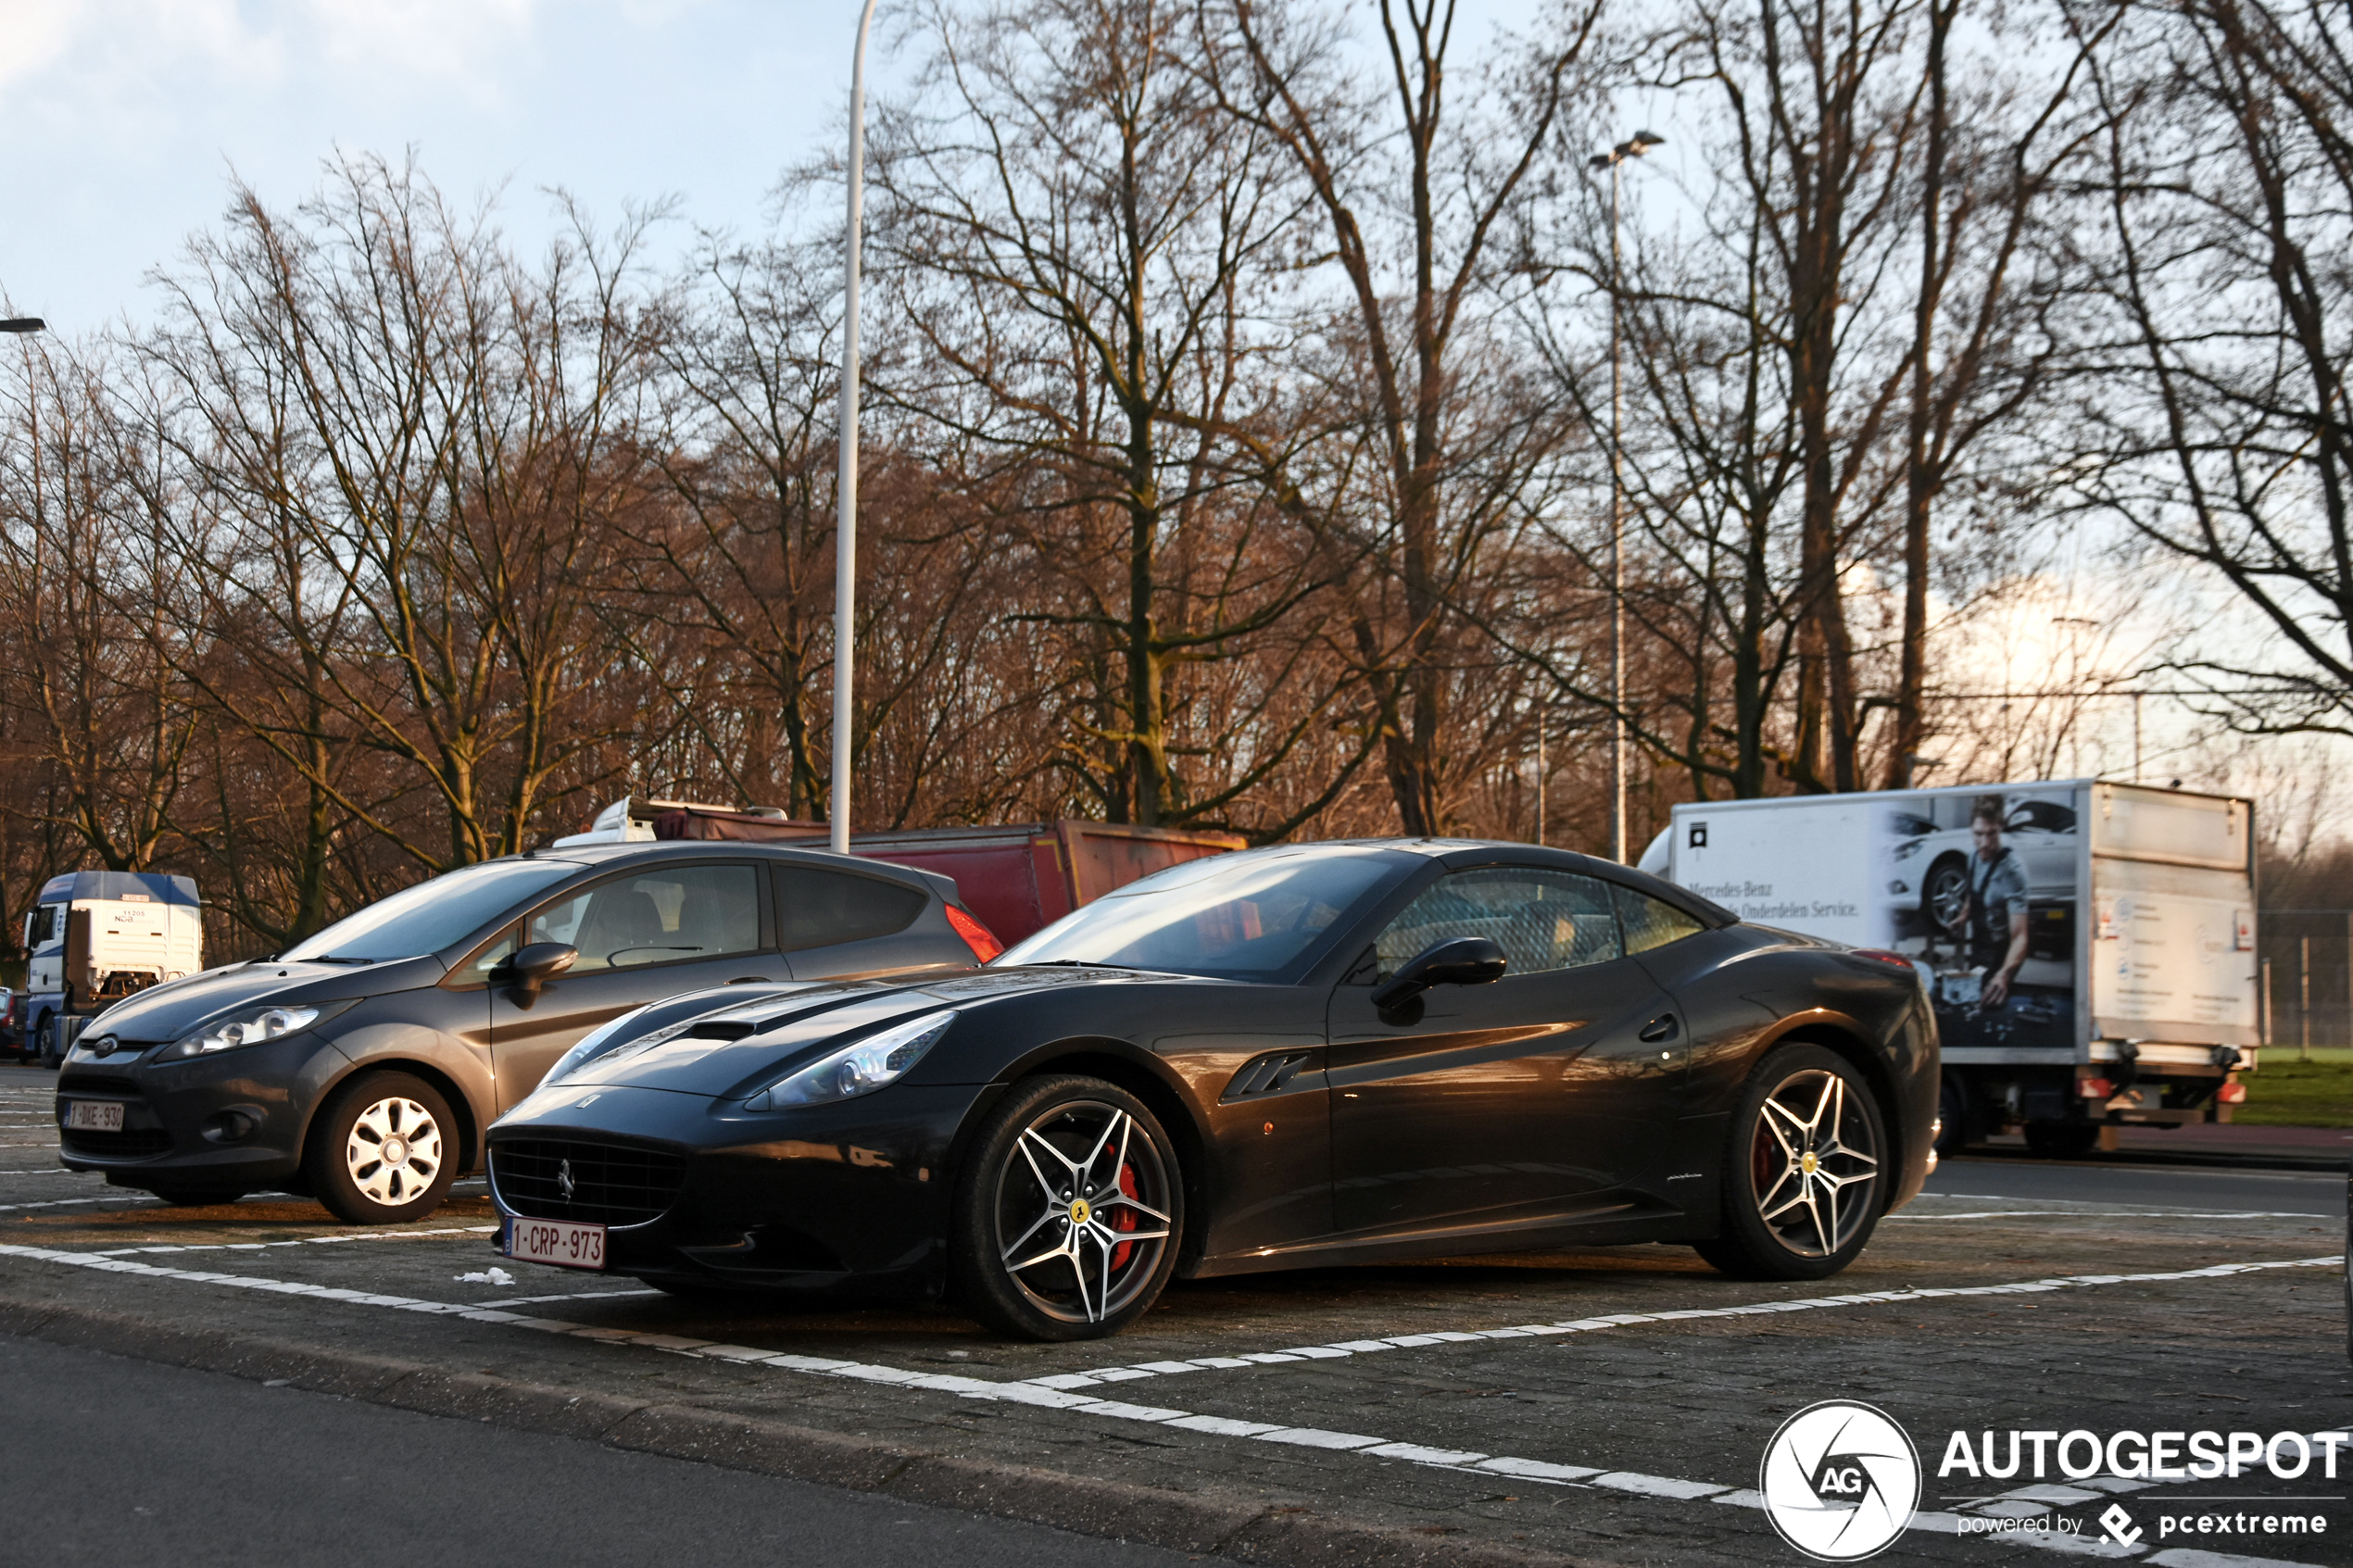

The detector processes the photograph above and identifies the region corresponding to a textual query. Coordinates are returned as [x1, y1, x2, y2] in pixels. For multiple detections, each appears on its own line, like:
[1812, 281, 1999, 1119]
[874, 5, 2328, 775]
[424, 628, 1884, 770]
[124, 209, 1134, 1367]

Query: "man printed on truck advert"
[1946, 794, 2032, 1009]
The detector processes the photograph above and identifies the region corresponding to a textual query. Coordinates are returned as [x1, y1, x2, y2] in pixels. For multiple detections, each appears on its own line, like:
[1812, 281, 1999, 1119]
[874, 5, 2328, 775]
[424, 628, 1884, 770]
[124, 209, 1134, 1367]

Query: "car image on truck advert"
[1642, 780, 2257, 1160]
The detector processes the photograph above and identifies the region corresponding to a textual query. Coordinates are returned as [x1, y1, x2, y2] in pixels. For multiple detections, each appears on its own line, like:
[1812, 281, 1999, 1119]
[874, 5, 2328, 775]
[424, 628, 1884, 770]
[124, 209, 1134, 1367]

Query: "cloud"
[296, 0, 539, 86]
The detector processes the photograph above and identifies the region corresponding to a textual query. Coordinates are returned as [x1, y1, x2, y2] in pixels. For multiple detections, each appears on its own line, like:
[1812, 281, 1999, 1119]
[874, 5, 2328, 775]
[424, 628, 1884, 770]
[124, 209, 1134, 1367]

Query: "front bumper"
[486, 1084, 986, 1303]
[54, 1035, 345, 1186]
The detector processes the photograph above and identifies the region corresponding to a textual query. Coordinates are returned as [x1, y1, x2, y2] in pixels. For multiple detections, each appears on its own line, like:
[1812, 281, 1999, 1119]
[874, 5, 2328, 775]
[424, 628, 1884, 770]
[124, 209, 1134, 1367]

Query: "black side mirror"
[502, 942, 578, 1000]
[1370, 936, 1508, 1010]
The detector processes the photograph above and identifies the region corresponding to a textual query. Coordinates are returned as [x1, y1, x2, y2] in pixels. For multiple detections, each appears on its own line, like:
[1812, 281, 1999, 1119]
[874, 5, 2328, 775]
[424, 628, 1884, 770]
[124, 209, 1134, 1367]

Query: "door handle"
[1639, 1014, 1680, 1043]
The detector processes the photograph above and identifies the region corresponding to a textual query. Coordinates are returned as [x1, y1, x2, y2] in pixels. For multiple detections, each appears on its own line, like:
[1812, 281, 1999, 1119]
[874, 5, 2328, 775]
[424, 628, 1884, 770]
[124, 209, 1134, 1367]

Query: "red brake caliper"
[1110, 1164, 1139, 1270]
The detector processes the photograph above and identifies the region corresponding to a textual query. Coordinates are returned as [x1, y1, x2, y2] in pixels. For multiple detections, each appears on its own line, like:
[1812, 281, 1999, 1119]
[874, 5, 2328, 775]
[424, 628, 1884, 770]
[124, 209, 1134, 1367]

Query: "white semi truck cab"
[22, 871, 204, 1067]
[1641, 780, 2257, 1159]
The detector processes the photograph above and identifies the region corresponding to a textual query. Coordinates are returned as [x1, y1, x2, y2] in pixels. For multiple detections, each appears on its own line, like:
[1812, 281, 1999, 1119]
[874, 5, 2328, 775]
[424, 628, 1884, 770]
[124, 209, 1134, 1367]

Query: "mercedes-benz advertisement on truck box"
[1642, 779, 2257, 1159]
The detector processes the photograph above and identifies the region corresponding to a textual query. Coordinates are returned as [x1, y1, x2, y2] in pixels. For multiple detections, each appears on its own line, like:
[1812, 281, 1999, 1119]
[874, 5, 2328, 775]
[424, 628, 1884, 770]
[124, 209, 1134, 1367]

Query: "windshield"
[282, 859, 583, 963]
[999, 848, 1398, 980]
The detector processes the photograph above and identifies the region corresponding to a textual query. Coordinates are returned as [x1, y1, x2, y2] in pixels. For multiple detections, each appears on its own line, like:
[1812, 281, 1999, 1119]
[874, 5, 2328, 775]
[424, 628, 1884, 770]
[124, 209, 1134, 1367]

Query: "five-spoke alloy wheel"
[306, 1070, 458, 1224]
[952, 1074, 1184, 1340]
[1696, 1045, 1886, 1280]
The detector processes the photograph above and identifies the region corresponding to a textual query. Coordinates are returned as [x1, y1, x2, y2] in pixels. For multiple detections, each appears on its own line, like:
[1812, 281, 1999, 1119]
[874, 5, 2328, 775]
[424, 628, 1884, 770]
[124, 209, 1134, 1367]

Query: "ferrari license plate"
[64, 1100, 124, 1132]
[505, 1217, 606, 1271]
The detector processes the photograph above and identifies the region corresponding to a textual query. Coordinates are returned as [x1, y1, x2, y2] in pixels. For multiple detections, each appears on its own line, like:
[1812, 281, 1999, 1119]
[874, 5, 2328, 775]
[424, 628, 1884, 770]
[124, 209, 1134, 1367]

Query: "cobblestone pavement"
[5, 1064, 2348, 1566]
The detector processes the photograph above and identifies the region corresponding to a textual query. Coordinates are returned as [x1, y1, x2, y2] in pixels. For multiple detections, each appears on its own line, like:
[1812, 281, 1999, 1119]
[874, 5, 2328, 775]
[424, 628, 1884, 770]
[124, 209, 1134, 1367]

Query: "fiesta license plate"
[64, 1100, 124, 1132]
[505, 1217, 606, 1271]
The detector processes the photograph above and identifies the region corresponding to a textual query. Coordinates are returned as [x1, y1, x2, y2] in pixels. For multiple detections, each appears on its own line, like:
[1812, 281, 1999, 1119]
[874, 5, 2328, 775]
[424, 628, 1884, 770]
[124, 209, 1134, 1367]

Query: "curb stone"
[0, 1289, 1616, 1568]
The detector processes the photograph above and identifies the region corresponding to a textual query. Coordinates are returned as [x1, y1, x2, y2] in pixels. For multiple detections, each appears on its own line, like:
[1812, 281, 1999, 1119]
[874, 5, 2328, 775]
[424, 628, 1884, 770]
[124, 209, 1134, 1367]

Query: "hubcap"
[1748, 1068, 1879, 1259]
[346, 1096, 442, 1208]
[994, 1100, 1173, 1324]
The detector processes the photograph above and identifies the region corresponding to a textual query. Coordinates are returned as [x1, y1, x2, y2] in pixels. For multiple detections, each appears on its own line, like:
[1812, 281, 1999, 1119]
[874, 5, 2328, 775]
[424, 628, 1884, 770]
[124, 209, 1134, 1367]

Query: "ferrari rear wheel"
[950, 1074, 1183, 1341]
[1694, 1045, 1885, 1282]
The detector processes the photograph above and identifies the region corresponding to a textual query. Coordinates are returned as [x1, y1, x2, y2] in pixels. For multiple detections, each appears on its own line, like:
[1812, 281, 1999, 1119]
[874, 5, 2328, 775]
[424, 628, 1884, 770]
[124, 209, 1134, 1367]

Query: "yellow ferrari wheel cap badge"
[1800, 1151, 1819, 1176]
[1068, 1198, 1092, 1226]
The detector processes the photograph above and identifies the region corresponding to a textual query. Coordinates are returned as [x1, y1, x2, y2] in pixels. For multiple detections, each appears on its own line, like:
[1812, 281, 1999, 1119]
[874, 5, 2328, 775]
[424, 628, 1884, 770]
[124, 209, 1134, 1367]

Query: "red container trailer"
[554, 800, 1245, 948]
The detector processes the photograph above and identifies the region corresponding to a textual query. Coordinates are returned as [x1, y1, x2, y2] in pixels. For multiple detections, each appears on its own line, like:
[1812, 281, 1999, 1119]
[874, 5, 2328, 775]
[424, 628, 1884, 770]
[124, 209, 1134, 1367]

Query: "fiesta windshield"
[282, 859, 579, 963]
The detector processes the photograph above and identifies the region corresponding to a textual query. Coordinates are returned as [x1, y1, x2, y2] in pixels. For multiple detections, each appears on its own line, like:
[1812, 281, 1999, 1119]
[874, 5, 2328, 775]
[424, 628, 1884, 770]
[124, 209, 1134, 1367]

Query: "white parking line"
[0, 1197, 119, 1214]
[1023, 1257, 2350, 1391]
[0, 1237, 2332, 1565]
[474, 1289, 664, 1307]
[1890, 1210, 2334, 1222]
[86, 1225, 499, 1257]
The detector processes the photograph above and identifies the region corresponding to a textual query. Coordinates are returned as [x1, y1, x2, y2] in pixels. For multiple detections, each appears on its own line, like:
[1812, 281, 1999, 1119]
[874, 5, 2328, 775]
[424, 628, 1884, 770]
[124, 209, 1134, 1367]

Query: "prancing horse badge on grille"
[558, 1159, 575, 1200]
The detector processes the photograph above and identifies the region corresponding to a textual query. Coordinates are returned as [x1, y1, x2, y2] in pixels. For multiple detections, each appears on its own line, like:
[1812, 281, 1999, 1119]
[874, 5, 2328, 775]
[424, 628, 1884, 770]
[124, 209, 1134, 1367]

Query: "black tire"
[1933, 1075, 1969, 1160]
[303, 1071, 458, 1224]
[1693, 1044, 1888, 1282]
[950, 1074, 1184, 1341]
[145, 1186, 247, 1210]
[34, 1015, 58, 1070]
[2024, 1120, 2101, 1160]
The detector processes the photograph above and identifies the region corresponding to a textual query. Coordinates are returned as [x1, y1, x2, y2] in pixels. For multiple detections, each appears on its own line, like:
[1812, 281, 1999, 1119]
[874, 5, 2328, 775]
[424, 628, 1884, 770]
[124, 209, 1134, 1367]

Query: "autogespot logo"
[1760, 1400, 1923, 1562]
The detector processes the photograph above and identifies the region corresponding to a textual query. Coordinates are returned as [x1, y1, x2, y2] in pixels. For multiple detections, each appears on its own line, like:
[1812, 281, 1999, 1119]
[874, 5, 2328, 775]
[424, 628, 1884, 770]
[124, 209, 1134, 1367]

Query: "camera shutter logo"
[1759, 1400, 1920, 1561]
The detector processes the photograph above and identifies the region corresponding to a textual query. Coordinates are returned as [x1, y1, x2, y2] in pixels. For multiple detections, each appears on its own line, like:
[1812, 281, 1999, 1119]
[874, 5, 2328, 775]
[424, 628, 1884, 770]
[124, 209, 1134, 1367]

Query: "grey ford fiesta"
[51, 844, 992, 1222]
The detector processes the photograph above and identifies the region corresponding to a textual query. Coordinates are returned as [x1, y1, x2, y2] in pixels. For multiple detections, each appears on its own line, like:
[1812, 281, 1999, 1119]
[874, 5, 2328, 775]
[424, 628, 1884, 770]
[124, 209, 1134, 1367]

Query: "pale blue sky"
[0, 0, 888, 329]
[0, 0, 1600, 332]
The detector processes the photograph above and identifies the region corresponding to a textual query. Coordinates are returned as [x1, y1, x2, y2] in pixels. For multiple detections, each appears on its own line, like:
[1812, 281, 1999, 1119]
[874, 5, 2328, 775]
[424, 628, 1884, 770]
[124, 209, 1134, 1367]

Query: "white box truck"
[1639, 780, 2257, 1158]
[21, 871, 204, 1069]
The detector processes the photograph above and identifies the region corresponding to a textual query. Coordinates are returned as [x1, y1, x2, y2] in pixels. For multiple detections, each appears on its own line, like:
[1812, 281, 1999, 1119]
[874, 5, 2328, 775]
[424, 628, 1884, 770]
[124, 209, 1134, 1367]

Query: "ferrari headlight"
[745, 1011, 957, 1110]
[165, 1001, 347, 1059]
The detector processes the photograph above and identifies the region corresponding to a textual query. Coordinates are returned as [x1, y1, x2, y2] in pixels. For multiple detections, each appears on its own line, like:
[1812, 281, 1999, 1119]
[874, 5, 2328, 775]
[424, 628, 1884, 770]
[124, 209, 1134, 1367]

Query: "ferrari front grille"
[491, 1138, 686, 1227]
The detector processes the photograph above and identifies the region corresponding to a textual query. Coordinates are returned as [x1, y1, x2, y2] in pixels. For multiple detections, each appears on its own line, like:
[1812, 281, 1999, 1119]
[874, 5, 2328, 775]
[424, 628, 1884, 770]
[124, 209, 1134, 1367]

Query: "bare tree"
[2071, 0, 2353, 737]
[0, 335, 194, 872]
[1205, 0, 1608, 833]
[869, 0, 1351, 828]
[147, 157, 661, 873]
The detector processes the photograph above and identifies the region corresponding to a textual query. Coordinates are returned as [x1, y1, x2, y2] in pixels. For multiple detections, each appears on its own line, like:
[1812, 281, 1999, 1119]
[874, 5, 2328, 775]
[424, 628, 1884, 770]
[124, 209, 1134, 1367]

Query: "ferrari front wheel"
[1694, 1045, 1886, 1282]
[950, 1074, 1183, 1341]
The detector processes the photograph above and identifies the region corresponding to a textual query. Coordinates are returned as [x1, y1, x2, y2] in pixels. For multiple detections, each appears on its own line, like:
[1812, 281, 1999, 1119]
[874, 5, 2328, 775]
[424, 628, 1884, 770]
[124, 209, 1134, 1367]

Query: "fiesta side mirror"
[503, 942, 578, 999]
[1370, 936, 1508, 1010]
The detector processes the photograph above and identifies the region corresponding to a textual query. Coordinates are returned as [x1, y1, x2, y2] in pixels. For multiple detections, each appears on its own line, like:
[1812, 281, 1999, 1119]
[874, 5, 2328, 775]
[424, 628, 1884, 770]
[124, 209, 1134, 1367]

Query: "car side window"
[1374, 869, 1624, 981]
[776, 866, 925, 953]
[1613, 884, 1705, 955]
[527, 864, 764, 973]
[461, 927, 518, 984]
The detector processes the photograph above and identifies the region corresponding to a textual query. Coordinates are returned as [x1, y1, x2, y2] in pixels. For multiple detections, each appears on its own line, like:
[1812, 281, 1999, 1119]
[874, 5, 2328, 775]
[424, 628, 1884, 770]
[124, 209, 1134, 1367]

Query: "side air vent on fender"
[1221, 1050, 1316, 1103]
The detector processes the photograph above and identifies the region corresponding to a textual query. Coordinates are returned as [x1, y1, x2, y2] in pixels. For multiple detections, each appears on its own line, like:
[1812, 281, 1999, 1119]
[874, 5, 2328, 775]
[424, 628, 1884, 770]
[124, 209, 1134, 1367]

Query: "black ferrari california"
[487, 839, 1937, 1339]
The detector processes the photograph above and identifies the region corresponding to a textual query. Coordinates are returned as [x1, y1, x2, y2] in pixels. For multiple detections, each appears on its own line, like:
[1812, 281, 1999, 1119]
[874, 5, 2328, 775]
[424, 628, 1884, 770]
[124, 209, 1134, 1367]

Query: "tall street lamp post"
[833, 0, 882, 856]
[1587, 132, 1660, 862]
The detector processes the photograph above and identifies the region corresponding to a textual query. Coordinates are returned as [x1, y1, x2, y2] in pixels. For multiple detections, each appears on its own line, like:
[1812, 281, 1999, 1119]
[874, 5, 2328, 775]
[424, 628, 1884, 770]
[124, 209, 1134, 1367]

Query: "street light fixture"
[832, 0, 882, 856]
[0, 320, 44, 333]
[1586, 132, 1660, 863]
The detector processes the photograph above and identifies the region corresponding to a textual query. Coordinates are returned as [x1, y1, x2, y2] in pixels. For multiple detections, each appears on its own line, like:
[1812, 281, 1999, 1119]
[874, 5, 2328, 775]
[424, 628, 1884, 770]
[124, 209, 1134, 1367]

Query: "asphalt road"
[7, 1059, 2350, 1566]
[1928, 1152, 2347, 1214]
[0, 1332, 1195, 1568]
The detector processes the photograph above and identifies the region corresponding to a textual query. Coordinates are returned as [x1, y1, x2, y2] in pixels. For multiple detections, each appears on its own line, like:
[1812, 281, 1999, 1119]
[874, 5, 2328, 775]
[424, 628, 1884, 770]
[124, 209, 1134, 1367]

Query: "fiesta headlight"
[745, 1011, 957, 1110]
[165, 1000, 351, 1059]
